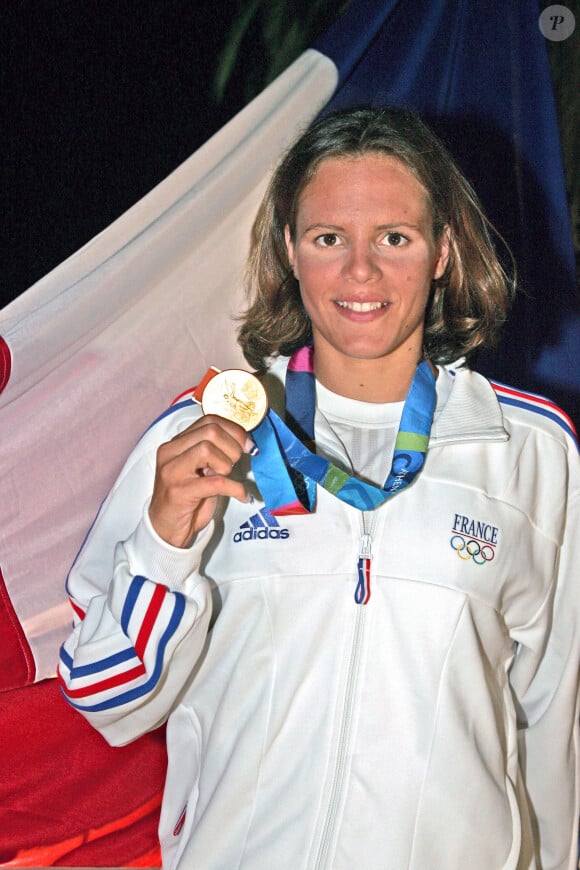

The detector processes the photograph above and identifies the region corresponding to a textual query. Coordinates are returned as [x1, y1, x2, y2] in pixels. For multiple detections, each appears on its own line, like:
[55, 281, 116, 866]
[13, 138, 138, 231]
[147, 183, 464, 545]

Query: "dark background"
[1, 1, 577, 312]
[1, 0, 246, 307]
[0, 0, 347, 309]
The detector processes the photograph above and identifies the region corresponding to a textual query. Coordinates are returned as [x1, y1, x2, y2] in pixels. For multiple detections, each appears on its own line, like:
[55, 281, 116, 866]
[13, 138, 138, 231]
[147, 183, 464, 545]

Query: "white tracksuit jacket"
[59, 359, 580, 870]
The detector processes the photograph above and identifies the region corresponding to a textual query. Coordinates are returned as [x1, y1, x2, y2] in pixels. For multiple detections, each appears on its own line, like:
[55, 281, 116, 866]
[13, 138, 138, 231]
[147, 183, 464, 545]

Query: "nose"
[342, 241, 381, 283]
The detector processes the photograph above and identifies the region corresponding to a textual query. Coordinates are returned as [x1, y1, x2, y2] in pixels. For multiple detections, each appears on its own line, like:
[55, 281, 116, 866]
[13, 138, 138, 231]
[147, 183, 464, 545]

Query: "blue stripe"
[60, 645, 73, 671]
[61, 576, 150, 680]
[62, 591, 187, 712]
[496, 395, 577, 446]
[260, 510, 278, 528]
[247, 511, 280, 529]
[120, 575, 147, 634]
[67, 645, 138, 679]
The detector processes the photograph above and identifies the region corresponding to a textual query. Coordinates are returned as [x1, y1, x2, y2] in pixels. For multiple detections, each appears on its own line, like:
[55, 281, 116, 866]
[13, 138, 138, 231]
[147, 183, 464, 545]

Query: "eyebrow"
[302, 222, 423, 233]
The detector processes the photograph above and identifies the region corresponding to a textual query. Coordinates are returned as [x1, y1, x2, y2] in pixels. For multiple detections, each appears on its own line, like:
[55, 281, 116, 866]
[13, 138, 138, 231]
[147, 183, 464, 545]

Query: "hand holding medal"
[148, 366, 266, 548]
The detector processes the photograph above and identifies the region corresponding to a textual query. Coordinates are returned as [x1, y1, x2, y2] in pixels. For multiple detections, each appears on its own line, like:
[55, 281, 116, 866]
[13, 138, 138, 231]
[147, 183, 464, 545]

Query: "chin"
[332, 335, 398, 358]
[335, 347, 397, 363]
[330, 325, 424, 360]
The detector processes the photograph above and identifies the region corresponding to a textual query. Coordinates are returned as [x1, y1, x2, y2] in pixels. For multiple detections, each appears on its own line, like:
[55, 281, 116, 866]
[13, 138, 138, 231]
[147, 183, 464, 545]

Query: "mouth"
[335, 301, 389, 312]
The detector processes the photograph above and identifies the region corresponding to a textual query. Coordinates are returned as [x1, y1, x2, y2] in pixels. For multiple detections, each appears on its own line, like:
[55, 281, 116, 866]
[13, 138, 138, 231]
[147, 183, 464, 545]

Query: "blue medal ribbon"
[251, 347, 436, 515]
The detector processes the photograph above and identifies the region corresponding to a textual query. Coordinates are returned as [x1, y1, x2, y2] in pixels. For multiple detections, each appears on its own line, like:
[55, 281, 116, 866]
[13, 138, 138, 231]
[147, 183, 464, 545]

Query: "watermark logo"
[539, 5, 576, 41]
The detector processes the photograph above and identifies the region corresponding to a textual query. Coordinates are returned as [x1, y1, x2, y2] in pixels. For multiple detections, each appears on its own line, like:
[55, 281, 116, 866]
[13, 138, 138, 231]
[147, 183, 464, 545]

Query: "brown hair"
[237, 106, 515, 370]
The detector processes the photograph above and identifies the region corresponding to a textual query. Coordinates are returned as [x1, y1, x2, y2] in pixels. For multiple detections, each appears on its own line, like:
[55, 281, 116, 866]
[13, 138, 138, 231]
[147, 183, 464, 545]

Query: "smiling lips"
[335, 300, 389, 312]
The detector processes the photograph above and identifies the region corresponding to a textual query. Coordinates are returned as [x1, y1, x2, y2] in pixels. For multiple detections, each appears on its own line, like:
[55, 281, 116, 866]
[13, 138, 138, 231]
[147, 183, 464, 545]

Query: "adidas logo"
[233, 508, 290, 543]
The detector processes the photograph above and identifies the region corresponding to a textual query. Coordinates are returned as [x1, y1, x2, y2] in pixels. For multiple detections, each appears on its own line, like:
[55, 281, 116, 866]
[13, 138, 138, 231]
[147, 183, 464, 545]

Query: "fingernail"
[244, 436, 258, 455]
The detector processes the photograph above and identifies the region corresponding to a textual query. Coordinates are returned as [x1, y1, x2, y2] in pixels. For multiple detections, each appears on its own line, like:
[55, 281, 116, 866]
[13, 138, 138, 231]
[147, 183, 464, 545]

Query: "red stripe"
[58, 661, 146, 699]
[134, 583, 166, 660]
[171, 386, 195, 405]
[493, 382, 559, 408]
[69, 596, 86, 621]
[493, 381, 574, 419]
[59, 585, 167, 701]
[363, 559, 371, 605]
[492, 382, 577, 436]
[173, 804, 187, 836]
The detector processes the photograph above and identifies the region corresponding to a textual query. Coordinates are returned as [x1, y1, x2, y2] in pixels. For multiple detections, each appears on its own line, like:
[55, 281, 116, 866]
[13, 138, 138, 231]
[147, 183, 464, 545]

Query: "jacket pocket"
[158, 705, 203, 869]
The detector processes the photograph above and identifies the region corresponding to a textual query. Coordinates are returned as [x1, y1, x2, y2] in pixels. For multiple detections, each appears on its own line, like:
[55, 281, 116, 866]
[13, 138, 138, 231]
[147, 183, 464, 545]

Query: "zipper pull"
[355, 532, 372, 605]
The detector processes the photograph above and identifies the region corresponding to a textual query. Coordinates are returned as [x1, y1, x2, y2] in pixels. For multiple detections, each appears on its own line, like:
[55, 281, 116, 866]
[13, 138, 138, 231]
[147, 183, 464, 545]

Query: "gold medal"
[194, 367, 268, 431]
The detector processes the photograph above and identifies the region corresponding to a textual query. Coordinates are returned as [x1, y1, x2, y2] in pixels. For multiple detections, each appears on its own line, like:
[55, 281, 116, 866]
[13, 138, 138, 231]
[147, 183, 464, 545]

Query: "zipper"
[313, 604, 366, 870]
[313, 512, 375, 868]
[355, 532, 372, 604]
[354, 511, 376, 605]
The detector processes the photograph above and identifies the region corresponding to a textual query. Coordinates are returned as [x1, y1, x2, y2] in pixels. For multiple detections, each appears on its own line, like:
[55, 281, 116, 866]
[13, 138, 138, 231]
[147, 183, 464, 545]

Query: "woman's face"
[284, 154, 449, 373]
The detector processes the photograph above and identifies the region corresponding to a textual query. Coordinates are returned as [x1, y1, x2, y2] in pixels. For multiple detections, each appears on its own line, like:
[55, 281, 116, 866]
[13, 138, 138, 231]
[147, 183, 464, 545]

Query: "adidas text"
[233, 527, 290, 543]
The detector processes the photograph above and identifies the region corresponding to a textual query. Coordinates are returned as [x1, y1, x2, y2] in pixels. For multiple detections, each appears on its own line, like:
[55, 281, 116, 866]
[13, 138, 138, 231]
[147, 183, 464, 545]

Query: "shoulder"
[442, 368, 579, 531]
[434, 363, 578, 458]
[139, 388, 203, 445]
[113, 389, 203, 484]
[487, 377, 578, 451]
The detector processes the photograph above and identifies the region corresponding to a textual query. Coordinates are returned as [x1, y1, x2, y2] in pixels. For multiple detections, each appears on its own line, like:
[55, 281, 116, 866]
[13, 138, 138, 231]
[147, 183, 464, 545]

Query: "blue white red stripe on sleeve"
[58, 575, 186, 712]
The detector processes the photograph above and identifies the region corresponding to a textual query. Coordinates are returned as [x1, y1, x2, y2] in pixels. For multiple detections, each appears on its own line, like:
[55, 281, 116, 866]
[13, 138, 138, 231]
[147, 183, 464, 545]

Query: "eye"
[382, 231, 408, 247]
[315, 233, 341, 247]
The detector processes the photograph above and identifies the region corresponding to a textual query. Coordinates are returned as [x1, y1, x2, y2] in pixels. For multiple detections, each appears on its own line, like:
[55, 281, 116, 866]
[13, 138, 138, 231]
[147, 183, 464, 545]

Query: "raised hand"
[148, 415, 254, 548]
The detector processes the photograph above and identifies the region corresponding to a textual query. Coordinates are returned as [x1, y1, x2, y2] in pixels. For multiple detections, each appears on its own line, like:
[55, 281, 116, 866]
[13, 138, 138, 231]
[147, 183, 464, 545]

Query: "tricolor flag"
[0, 1, 576, 864]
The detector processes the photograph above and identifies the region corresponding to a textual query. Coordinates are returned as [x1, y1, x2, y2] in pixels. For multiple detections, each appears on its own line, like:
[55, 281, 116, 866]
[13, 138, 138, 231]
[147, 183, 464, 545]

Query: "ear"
[433, 226, 451, 280]
[284, 225, 298, 277]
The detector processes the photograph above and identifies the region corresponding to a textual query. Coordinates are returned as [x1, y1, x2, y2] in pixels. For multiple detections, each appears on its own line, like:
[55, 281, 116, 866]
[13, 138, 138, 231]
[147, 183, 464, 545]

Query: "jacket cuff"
[121, 504, 215, 590]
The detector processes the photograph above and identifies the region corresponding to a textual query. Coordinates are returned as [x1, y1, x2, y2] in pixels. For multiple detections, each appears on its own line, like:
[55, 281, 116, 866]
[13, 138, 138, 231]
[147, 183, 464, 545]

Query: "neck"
[313, 347, 429, 403]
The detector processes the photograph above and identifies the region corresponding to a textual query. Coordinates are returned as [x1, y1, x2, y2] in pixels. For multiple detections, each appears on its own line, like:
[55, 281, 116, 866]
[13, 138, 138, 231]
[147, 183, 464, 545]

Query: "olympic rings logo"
[450, 535, 495, 565]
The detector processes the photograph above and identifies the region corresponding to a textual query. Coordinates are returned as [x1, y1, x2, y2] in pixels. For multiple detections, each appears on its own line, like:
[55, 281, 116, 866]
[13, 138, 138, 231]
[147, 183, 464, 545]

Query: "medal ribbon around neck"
[250, 345, 436, 515]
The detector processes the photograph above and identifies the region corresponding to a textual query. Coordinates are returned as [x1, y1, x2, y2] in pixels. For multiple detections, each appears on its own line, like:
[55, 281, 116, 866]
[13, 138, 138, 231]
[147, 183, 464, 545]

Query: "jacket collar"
[266, 356, 509, 446]
[430, 365, 508, 445]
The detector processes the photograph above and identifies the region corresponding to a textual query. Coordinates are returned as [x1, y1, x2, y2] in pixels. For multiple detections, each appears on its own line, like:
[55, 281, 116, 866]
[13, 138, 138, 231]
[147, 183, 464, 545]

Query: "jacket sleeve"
[58, 411, 215, 747]
[510, 439, 580, 870]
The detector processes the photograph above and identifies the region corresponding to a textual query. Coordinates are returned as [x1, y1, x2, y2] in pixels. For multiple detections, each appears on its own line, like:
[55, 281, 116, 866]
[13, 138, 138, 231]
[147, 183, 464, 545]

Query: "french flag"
[0, 0, 575, 691]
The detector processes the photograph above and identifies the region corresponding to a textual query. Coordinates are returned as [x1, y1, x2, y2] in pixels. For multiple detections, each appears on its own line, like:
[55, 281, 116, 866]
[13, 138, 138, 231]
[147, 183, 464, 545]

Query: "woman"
[59, 107, 579, 869]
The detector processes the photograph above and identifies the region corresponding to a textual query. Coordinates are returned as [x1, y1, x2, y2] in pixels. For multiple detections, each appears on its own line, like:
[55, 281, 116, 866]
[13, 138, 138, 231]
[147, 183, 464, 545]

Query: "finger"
[179, 416, 254, 453]
[156, 440, 236, 489]
[157, 426, 245, 474]
[164, 418, 255, 466]
[189, 474, 252, 504]
[149, 477, 251, 547]
[156, 468, 251, 502]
